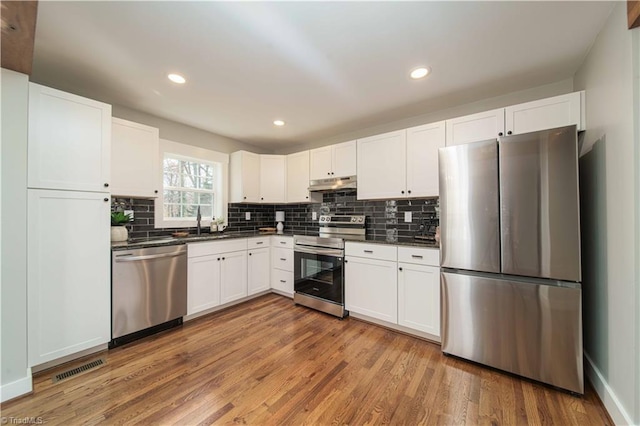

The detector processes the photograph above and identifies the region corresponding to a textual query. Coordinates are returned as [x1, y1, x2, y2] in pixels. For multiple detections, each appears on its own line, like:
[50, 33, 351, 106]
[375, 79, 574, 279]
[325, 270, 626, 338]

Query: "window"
[155, 139, 228, 229]
[163, 155, 217, 220]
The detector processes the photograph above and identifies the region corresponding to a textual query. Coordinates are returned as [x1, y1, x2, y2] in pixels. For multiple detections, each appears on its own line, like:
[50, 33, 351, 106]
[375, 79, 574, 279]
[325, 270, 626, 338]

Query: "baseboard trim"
[0, 368, 33, 403]
[584, 352, 636, 425]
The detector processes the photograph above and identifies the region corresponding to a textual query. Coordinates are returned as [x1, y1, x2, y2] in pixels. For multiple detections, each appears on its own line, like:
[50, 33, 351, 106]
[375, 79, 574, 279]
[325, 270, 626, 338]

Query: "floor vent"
[52, 358, 105, 383]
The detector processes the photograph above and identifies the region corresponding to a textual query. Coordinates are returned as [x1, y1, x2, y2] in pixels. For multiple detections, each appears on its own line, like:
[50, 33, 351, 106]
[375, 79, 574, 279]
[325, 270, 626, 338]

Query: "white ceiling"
[31, 1, 614, 150]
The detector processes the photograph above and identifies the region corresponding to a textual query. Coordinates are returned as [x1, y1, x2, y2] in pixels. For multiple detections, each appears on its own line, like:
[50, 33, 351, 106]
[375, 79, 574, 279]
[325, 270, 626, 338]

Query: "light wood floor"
[2, 294, 612, 425]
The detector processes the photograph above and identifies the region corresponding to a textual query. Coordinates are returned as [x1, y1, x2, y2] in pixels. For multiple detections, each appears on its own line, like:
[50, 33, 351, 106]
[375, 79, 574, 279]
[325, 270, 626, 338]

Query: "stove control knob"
[358, 217, 364, 223]
[351, 217, 357, 223]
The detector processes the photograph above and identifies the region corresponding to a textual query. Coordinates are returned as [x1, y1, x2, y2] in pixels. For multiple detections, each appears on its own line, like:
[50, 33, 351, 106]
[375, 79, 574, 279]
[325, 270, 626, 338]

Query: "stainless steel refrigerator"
[439, 125, 583, 394]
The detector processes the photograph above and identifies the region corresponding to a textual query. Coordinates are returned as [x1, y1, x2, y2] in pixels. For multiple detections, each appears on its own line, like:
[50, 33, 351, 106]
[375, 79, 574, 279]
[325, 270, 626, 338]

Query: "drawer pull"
[411, 255, 423, 259]
[280, 241, 287, 245]
[364, 250, 373, 253]
[280, 258, 286, 261]
[280, 279, 286, 283]
[256, 241, 263, 245]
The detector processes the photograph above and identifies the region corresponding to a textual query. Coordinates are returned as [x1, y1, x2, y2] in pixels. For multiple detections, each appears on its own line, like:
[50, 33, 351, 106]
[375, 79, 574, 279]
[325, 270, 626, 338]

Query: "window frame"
[155, 139, 228, 229]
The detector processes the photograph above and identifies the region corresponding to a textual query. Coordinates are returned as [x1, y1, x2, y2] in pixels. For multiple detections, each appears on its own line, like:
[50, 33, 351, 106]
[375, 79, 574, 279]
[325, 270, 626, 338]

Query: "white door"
[28, 189, 111, 366]
[357, 131, 406, 200]
[242, 152, 261, 203]
[286, 151, 316, 203]
[111, 118, 159, 198]
[220, 250, 248, 304]
[309, 146, 333, 180]
[505, 92, 584, 135]
[248, 247, 270, 295]
[187, 255, 222, 315]
[28, 83, 111, 192]
[332, 140, 357, 178]
[259, 155, 286, 203]
[398, 263, 440, 336]
[406, 121, 445, 197]
[345, 256, 398, 323]
[445, 108, 505, 146]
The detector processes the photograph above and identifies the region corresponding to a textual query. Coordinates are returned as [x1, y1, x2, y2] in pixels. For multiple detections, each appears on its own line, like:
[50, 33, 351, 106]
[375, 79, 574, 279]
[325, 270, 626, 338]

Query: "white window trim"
[155, 139, 229, 229]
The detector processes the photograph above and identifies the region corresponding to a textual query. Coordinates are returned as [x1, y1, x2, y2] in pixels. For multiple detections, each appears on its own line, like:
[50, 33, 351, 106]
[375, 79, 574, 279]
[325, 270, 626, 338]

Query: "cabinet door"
[271, 268, 294, 297]
[309, 146, 333, 180]
[187, 255, 222, 315]
[505, 92, 584, 135]
[260, 155, 286, 203]
[248, 247, 271, 295]
[28, 83, 111, 192]
[332, 140, 357, 178]
[406, 121, 445, 197]
[345, 256, 398, 323]
[230, 151, 261, 203]
[28, 189, 110, 366]
[111, 118, 159, 197]
[398, 263, 440, 336]
[445, 108, 504, 146]
[220, 250, 248, 304]
[357, 131, 406, 200]
[286, 151, 320, 203]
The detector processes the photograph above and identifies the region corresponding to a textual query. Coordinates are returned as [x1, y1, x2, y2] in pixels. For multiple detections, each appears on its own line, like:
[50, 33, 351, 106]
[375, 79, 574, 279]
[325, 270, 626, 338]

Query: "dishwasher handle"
[115, 251, 186, 262]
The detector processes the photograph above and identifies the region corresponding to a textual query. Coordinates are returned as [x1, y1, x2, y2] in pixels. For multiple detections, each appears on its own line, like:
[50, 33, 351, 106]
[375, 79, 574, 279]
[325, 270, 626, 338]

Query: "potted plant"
[111, 211, 132, 242]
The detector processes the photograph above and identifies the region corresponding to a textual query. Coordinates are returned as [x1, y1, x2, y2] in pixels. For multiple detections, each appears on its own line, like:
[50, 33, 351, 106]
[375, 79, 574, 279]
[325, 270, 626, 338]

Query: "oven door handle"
[294, 246, 344, 258]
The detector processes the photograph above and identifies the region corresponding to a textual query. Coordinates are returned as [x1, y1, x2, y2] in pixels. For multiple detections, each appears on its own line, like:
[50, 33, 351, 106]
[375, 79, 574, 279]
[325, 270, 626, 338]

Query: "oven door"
[294, 246, 344, 305]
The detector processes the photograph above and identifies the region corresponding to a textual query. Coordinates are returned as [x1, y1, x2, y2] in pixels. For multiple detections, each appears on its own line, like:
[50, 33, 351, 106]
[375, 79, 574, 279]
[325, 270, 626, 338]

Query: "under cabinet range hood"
[308, 176, 357, 192]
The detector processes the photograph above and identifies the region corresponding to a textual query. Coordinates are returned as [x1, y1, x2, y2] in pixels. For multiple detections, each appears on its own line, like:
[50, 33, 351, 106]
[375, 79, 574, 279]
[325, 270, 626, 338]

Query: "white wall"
[0, 69, 32, 402]
[275, 78, 574, 154]
[573, 4, 639, 425]
[112, 104, 271, 155]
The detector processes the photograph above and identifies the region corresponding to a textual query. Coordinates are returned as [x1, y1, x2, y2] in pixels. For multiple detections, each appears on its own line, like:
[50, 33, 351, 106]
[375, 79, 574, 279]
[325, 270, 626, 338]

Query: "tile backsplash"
[113, 190, 439, 241]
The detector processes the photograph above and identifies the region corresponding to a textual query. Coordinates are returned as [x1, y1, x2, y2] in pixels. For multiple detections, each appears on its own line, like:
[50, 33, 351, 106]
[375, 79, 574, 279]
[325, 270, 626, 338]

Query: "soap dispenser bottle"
[210, 216, 218, 232]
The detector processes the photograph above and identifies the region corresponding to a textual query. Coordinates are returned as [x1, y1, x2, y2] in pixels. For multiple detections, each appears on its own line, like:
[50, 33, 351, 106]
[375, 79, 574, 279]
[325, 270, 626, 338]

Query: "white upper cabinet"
[357, 131, 406, 200]
[111, 118, 159, 198]
[309, 140, 356, 180]
[28, 83, 111, 192]
[230, 151, 261, 203]
[286, 151, 321, 203]
[259, 155, 286, 203]
[505, 91, 585, 135]
[406, 121, 445, 197]
[445, 108, 505, 146]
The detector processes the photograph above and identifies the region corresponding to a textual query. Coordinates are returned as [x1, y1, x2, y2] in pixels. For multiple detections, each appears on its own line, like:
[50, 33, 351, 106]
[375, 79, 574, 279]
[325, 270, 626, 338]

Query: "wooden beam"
[629, 0, 640, 29]
[1, 1, 38, 75]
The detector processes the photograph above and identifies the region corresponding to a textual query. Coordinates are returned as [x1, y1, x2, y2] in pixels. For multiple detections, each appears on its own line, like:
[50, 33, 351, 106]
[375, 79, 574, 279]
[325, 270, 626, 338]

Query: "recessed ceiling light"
[168, 73, 186, 84]
[273, 120, 285, 126]
[410, 67, 431, 79]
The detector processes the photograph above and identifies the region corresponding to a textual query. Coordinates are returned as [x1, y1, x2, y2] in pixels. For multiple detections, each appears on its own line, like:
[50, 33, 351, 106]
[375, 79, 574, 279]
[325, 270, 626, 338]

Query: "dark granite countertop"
[111, 230, 439, 251]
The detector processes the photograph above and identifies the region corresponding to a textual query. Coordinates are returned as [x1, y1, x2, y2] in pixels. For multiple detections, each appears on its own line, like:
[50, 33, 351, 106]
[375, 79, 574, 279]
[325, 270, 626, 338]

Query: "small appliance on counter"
[293, 215, 366, 318]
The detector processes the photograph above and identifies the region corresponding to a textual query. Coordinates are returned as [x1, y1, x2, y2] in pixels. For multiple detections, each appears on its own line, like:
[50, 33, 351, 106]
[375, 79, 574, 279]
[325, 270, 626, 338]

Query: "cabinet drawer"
[397, 246, 439, 266]
[188, 239, 247, 258]
[271, 268, 293, 296]
[272, 236, 293, 249]
[248, 236, 271, 249]
[345, 242, 397, 261]
[272, 247, 293, 272]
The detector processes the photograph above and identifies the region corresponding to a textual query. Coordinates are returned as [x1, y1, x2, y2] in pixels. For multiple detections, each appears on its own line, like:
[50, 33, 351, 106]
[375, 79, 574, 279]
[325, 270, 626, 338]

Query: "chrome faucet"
[196, 205, 202, 235]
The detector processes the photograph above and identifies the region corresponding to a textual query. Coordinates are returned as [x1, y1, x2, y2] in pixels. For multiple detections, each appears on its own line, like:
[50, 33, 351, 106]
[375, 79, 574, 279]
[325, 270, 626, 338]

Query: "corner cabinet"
[259, 155, 286, 203]
[286, 151, 321, 203]
[309, 140, 356, 180]
[111, 118, 160, 198]
[505, 91, 585, 135]
[28, 190, 111, 366]
[28, 83, 111, 192]
[230, 151, 261, 203]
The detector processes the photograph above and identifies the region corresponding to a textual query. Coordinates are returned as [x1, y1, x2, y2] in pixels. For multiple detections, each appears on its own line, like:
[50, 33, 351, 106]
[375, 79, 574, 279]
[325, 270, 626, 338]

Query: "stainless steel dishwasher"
[111, 244, 187, 347]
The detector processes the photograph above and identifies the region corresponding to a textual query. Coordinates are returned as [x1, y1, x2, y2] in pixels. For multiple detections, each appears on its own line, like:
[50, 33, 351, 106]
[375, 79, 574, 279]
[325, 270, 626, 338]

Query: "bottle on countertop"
[210, 216, 218, 233]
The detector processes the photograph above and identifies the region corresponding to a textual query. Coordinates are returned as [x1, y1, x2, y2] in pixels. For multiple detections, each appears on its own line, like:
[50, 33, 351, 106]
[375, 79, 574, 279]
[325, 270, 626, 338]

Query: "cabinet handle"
[280, 241, 287, 245]
[261, 197, 264, 200]
[407, 190, 411, 194]
[280, 258, 286, 261]
[327, 172, 331, 175]
[306, 196, 309, 199]
[344, 259, 348, 263]
[411, 255, 423, 259]
[498, 132, 503, 136]
[217, 258, 221, 261]
[103, 198, 109, 202]
[256, 241, 263, 245]
[104, 183, 109, 187]
[244, 196, 247, 200]
[507, 131, 512, 135]
[364, 250, 373, 253]
[280, 280, 286, 283]
[222, 257, 225, 260]
[399, 267, 403, 271]
[401, 190, 405, 194]
[249, 253, 252, 256]
[154, 190, 158, 194]
[331, 172, 334, 175]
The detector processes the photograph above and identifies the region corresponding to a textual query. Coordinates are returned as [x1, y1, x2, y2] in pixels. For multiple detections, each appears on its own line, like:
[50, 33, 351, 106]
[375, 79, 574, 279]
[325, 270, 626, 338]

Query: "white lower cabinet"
[345, 255, 398, 324]
[271, 236, 293, 297]
[187, 255, 222, 315]
[220, 250, 248, 304]
[248, 242, 270, 295]
[28, 189, 111, 367]
[398, 263, 440, 336]
[271, 268, 294, 295]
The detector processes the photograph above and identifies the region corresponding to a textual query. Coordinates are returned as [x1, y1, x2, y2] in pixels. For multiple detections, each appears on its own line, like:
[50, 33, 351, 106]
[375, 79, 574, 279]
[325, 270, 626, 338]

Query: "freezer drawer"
[441, 270, 583, 394]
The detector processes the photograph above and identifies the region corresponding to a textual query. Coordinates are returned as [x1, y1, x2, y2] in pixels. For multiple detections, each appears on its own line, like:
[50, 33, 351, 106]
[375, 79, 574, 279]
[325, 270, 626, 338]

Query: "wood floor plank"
[0, 294, 612, 425]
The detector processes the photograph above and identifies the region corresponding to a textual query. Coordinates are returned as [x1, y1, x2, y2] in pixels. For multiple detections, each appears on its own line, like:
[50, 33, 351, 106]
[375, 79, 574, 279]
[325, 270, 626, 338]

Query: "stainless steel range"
[294, 215, 366, 318]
